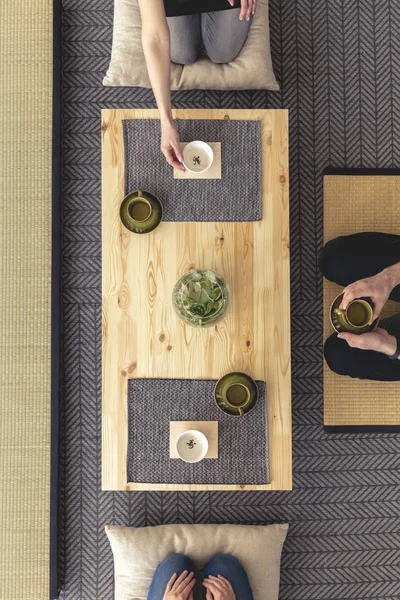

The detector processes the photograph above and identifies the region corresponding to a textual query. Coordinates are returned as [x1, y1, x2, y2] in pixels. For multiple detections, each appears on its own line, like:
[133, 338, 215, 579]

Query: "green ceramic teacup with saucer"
[330, 293, 377, 334]
[120, 188, 163, 234]
[214, 372, 258, 417]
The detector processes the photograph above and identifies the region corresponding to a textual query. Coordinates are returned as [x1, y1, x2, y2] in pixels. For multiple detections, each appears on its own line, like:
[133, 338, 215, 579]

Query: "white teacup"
[182, 141, 214, 174]
[175, 430, 208, 463]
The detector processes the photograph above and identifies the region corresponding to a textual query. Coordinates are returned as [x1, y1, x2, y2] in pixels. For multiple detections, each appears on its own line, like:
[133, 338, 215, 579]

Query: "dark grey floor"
[60, 0, 400, 597]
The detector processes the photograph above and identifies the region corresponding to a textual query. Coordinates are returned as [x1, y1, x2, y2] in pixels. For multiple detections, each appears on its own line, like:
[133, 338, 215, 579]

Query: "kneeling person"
[320, 232, 400, 381]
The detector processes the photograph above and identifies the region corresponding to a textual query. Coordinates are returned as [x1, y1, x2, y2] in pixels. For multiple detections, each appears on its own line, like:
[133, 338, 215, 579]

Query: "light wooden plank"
[102, 109, 291, 490]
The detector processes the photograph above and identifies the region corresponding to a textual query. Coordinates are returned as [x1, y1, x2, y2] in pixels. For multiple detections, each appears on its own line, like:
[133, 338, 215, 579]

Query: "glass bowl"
[172, 269, 229, 328]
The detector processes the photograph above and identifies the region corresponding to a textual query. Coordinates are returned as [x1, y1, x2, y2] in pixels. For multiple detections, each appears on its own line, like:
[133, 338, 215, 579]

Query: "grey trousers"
[167, 8, 252, 65]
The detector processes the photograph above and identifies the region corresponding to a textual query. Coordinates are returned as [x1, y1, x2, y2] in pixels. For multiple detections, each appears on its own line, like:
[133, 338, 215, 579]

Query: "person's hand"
[337, 328, 397, 356]
[160, 120, 185, 172]
[340, 271, 394, 320]
[202, 575, 236, 600]
[163, 571, 196, 600]
[226, 0, 256, 20]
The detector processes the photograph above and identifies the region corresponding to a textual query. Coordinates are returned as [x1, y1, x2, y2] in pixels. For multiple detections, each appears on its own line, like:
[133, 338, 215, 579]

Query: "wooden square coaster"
[169, 421, 218, 459]
[173, 142, 221, 180]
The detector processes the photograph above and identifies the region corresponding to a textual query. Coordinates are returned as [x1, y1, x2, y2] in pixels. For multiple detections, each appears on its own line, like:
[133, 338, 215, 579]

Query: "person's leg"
[203, 554, 254, 599]
[167, 14, 201, 65]
[324, 327, 400, 381]
[201, 9, 252, 64]
[319, 232, 400, 302]
[147, 554, 196, 600]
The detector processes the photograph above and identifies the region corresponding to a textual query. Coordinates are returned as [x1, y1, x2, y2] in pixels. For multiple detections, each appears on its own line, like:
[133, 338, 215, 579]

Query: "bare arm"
[138, 0, 171, 122]
[137, 0, 184, 170]
[384, 262, 400, 290]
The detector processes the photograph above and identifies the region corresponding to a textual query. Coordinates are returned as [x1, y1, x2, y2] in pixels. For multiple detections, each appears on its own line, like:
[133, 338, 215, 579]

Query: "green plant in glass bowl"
[172, 269, 229, 328]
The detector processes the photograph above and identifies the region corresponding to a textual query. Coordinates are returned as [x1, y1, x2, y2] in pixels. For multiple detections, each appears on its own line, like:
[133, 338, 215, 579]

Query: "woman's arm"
[138, 0, 184, 170]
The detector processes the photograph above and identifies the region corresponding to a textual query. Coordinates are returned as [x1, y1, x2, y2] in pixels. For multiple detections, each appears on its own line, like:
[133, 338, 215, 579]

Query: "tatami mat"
[324, 175, 400, 426]
[0, 0, 52, 598]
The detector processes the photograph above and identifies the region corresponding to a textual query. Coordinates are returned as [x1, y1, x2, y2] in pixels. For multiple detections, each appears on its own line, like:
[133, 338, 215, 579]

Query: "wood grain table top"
[102, 108, 291, 490]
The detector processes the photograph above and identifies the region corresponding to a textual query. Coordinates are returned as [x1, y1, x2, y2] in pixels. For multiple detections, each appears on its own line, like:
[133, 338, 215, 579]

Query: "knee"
[319, 237, 343, 281]
[324, 334, 340, 372]
[211, 553, 238, 561]
[171, 48, 198, 65]
[208, 553, 242, 568]
[159, 553, 193, 570]
[324, 334, 351, 376]
[207, 46, 240, 64]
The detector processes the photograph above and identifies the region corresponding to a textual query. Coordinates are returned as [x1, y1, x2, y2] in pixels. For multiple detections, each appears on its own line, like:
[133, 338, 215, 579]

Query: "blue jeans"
[147, 553, 254, 600]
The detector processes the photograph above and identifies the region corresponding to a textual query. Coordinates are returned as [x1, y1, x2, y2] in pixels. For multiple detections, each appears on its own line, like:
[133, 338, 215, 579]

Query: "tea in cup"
[214, 372, 259, 417]
[333, 298, 373, 333]
[120, 188, 163, 234]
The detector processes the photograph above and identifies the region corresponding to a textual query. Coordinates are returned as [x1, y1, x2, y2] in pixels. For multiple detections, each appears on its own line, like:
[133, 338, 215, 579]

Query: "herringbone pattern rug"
[60, 0, 400, 598]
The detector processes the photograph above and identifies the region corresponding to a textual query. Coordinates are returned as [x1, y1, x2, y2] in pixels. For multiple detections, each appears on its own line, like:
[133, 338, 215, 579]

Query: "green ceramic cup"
[120, 188, 163, 234]
[333, 299, 373, 332]
[214, 373, 258, 417]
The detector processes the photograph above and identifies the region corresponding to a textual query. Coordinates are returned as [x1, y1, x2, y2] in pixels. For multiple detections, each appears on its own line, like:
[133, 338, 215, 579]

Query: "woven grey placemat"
[127, 378, 269, 485]
[123, 119, 262, 222]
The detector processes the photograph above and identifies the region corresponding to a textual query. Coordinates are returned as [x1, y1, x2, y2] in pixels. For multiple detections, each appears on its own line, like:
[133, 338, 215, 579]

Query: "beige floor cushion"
[106, 523, 288, 600]
[103, 0, 279, 90]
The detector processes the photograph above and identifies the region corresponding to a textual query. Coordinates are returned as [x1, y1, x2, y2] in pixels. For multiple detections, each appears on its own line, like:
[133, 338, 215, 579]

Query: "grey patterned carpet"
[60, 0, 400, 598]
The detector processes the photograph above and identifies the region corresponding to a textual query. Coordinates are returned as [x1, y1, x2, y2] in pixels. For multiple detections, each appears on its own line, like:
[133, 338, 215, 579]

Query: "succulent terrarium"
[172, 269, 229, 328]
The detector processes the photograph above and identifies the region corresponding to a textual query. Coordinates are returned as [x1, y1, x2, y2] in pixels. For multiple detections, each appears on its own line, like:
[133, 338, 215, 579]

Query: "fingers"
[161, 146, 185, 171]
[372, 309, 380, 321]
[371, 301, 384, 321]
[171, 139, 184, 164]
[217, 575, 233, 590]
[252, 0, 256, 14]
[166, 572, 177, 592]
[208, 575, 227, 590]
[174, 570, 193, 592]
[173, 570, 189, 589]
[205, 591, 214, 600]
[337, 332, 359, 347]
[203, 580, 218, 594]
[239, 0, 248, 20]
[337, 332, 373, 351]
[179, 573, 196, 595]
[203, 576, 230, 596]
[340, 283, 381, 320]
[246, 0, 253, 20]
[340, 285, 358, 310]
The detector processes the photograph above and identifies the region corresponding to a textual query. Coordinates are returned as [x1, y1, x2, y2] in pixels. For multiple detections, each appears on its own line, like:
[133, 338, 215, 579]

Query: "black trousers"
[320, 232, 400, 381]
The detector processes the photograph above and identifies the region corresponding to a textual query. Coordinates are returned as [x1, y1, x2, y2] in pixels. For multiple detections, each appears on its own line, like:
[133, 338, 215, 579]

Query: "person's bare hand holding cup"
[340, 270, 395, 321]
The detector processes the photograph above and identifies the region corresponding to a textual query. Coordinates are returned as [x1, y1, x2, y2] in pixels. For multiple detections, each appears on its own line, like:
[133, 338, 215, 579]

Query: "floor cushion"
[105, 523, 288, 600]
[103, 0, 279, 90]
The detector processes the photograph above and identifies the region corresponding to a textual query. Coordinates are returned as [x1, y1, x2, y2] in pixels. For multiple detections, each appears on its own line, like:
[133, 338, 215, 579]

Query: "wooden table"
[102, 109, 291, 491]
